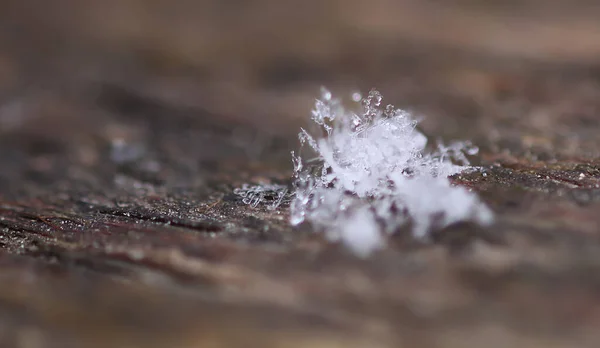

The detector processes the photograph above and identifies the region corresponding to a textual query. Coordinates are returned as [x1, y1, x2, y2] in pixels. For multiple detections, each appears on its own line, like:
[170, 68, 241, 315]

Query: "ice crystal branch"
[233, 183, 289, 210]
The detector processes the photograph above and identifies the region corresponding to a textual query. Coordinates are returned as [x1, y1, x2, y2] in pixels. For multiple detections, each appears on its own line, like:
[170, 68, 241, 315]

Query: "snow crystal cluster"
[289, 88, 493, 256]
[234, 88, 493, 256]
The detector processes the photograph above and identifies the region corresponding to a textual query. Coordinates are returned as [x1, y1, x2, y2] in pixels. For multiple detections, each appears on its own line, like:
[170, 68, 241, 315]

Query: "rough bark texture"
[2, 1, 600, 347]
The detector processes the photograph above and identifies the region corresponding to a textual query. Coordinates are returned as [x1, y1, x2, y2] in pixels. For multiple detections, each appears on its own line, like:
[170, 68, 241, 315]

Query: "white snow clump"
[290, 88, 493, 256]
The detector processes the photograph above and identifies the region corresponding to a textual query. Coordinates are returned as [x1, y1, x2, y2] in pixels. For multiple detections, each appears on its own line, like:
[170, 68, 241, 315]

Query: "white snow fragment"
[290, 88, 493, 256]
[338, 206, 384, 257]
[393, 176, 493, 238]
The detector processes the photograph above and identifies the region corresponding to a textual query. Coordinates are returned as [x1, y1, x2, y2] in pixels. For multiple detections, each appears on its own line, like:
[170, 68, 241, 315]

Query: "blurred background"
[2, 0, 600, 145]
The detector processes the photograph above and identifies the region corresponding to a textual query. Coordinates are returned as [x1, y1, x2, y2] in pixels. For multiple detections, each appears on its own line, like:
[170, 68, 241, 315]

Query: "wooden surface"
[2, 1, 600, 347]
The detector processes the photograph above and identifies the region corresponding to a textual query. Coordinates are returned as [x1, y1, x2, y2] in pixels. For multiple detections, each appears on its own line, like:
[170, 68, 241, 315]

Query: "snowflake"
[233, 183, 289, 210]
